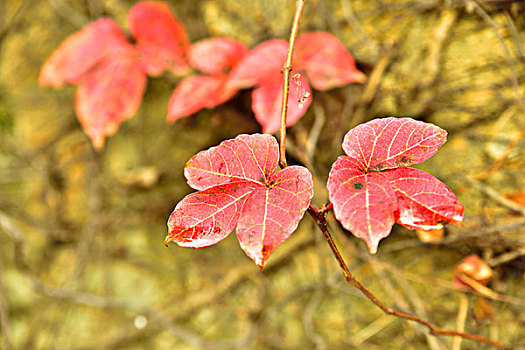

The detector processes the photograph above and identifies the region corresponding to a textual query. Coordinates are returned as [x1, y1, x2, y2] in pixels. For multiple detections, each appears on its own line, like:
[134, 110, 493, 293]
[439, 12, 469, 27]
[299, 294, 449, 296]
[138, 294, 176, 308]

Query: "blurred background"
[0, 0, 524, 349]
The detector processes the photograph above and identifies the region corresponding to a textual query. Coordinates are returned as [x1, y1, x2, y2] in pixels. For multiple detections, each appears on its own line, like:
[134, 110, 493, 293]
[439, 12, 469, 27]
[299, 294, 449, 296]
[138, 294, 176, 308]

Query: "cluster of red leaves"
[39, 1, 189, 149]
[327, 117, 464, 253]
[164, 134, 314, 268]
[40, 1, 365, 148]
[166, 118, 464, 267]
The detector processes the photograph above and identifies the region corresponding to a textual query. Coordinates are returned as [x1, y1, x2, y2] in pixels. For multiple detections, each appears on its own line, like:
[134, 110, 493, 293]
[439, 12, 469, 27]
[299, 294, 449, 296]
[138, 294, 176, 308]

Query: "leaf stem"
[279, 0, 307, 169]
[306, 207, 506, 349]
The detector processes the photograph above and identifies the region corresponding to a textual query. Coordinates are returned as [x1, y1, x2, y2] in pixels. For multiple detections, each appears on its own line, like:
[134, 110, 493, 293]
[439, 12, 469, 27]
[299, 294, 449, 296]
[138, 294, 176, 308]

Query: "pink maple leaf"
[167, 37, 248, 122]
[39, 1, 189, 149]
[165, 134, 314, 268]
[327, 117, 464, 254]
[228, 33, 366, 133]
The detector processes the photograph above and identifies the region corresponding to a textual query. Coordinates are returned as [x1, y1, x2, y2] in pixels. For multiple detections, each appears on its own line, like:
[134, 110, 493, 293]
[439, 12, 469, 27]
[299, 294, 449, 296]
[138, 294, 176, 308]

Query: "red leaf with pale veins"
[166, 134, 314, 268]
[327, 156, 397, 254]
[75, 50, 146, 149]
[185, 134, 279, 191]
[342, 117, 448, 172]
[327, 117, 463, 254]
[383, 167, 464, 230]
[128, 1, 189, 76]
[189, 38, 248, 75]
[252, 73, 312, 134]
[167, 75, 228, 122]
[236, 166, 313, 267]
[39, 18, 131, 88]
[166, 182, 257, 248]
[295, 32, 366, 90]
[227, 40, 288, 88]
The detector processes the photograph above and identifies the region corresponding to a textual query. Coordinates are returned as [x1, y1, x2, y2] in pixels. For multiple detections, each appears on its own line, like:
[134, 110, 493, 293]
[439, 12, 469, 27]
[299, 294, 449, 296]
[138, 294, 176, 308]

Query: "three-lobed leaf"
[327, 117, 464, 253]
[166, 134, 314, 268]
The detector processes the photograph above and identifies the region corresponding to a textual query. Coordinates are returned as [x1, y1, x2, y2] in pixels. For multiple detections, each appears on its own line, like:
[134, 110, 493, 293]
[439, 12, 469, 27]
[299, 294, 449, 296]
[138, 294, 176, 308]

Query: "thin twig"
[306, 207, 506, 349]
[453, 293, 469, 350]
[279, 0, 307, 169]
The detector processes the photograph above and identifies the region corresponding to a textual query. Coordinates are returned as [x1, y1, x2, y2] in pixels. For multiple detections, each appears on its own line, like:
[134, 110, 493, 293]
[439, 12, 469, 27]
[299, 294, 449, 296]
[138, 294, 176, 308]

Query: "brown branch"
[306, 207, 507, 349]
[279, 0, 307, 169]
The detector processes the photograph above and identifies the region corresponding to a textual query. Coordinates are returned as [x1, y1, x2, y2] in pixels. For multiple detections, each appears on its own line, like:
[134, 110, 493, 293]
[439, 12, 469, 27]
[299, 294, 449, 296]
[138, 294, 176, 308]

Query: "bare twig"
[462, 175, 525, 216]
[279, 0, 307, 169]
[453, 293, 469, 350]
[306, 207, 506, 349]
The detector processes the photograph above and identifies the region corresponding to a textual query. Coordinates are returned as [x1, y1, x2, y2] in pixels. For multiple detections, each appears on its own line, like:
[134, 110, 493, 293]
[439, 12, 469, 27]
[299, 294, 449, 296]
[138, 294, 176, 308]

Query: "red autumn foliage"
[228, 33, 366, 133]
[167, 38, 248, 122]
[165, 134, 314, 268]
[39, 1, 188, 149]
[40, 0, 365, 148]
[327, 117, 464, 253]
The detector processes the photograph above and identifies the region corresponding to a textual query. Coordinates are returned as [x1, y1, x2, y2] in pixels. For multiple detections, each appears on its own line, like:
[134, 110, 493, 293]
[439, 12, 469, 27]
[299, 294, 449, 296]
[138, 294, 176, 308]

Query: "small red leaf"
[184, 134, 279, 190]
[167, 134, 314, 268]
[227, 40, 288, 88]
[327, 156, 397, 254]
[384, 167, 464, 230]
[128, 1, 190, 76]
[75, 51, 146, 149]
[39, 18, 131, 87]
[342, 117, 447, 172]
[166, 182, 257, 248]
[189, 38, 248, 75]
[167, 75, 226, 122]
[252, 73, 311, 134]
[237, 166, 313, 267]
[295, 32, 366, 90]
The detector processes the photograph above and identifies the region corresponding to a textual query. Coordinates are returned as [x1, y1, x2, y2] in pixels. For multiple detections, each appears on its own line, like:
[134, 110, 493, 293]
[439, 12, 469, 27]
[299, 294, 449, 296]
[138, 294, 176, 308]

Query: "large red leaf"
[75, 50, 146, 149]
[295, 32, 366, 90]
[327, 156, 397, 254]
[342, 117, 447, 172]
[166, 134, 314, 268]
[327, 117, 463, 253]
[383, 167, 464, 230]
[165, 182, 257, 248]
[236, 166, 314, 267]
[188, 38, 248, 75]
[39, 18, 131, 87]
[184, 134, 279, 190]
[252, 73, 312, 134]
[227, 40, 288, 88]
[167, 75, 228, 122]
[128, 1, 189, 76]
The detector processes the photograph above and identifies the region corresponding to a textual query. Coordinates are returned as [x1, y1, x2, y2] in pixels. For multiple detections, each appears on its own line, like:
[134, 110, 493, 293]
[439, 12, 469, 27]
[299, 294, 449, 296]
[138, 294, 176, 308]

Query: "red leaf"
[252, 73, 311, 134]
[167, 75, 227, 122]
[39, 18, 131, 87]
[166, 134, 314, 268]
[236, 166, 314, 267]
[384, 167, 464, 230]
[165, 182, 257, 248]
[342, 117, 448, 172]
[327, 117, 463, 253]
[327, 156, 397, 254]
[295, 32, 366, 90]
[227, 40, 288, 88]
[128, 1, 189, 76]
[75, 50, 146, 149]
[189, 38, 248, 75]
[184, 134, 279, 190]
